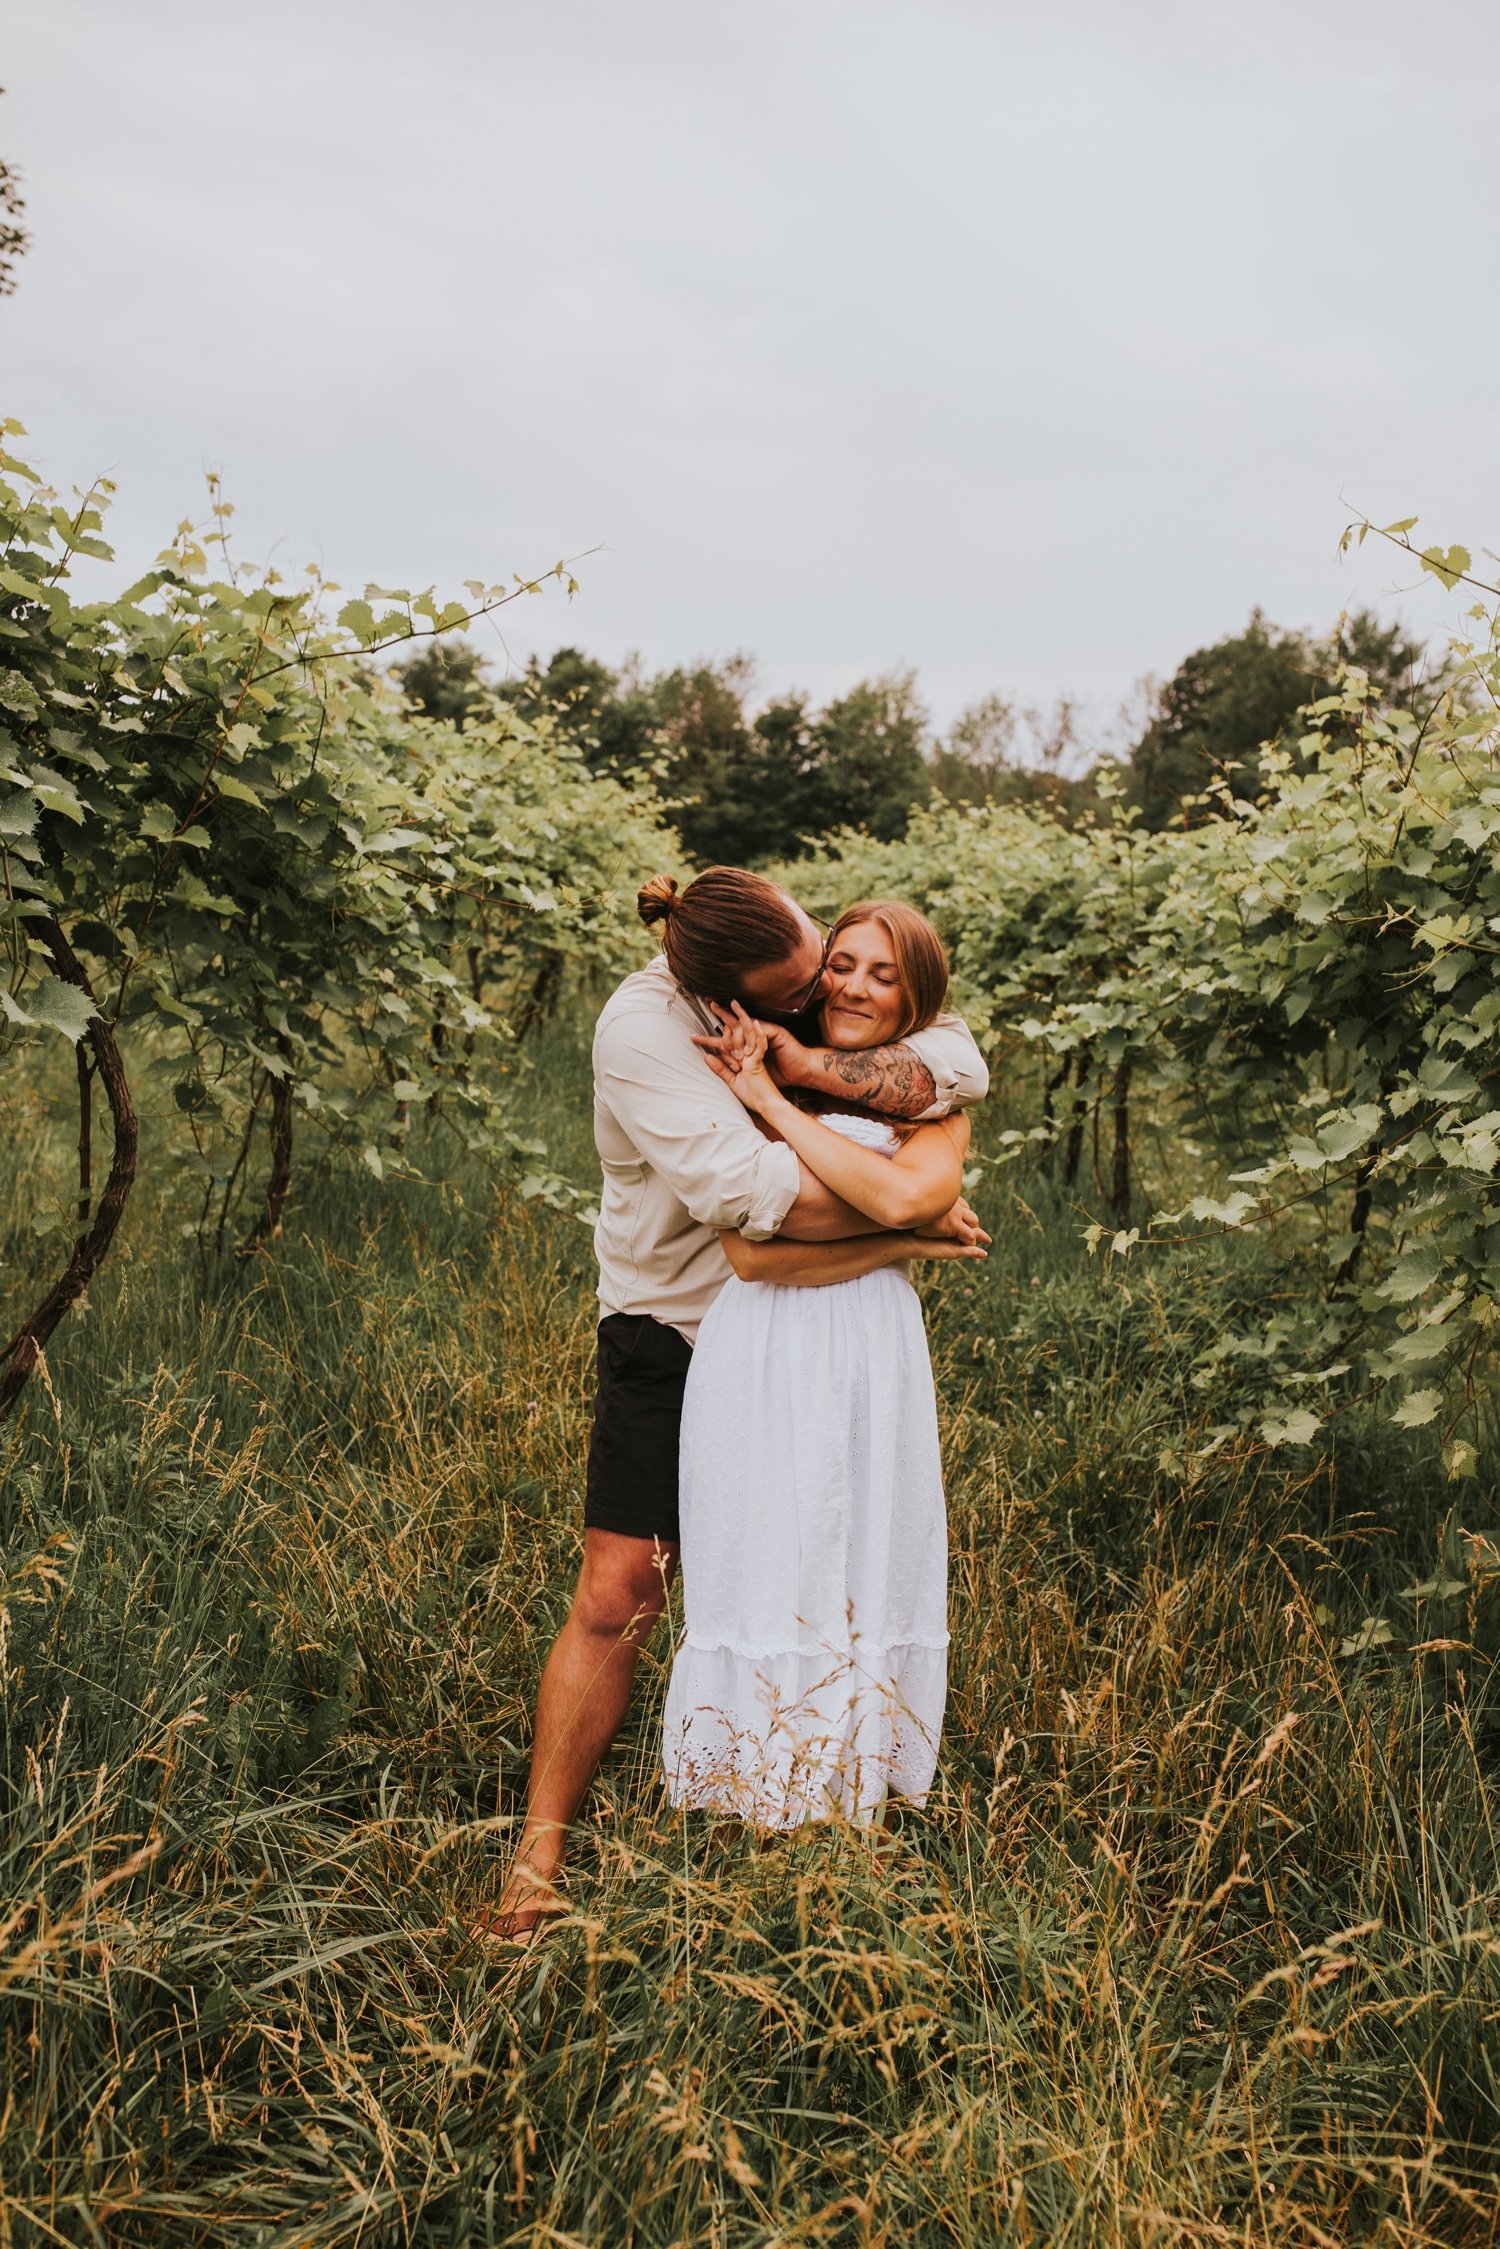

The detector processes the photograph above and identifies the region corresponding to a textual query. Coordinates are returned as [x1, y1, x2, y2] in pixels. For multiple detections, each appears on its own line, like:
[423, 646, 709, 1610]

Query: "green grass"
[2, 1014, 1498, 2247]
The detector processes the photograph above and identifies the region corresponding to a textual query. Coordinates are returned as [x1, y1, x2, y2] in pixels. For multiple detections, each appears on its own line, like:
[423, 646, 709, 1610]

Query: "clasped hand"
[697, 1002, 988, 1253]
[695, 1001, 781, 1117]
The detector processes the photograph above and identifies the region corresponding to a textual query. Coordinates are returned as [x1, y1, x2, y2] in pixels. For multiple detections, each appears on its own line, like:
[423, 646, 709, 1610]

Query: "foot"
[467, 1863, 570, 1949]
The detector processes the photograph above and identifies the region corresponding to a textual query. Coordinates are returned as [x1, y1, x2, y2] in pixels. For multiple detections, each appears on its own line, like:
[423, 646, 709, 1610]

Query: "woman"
[662, 901, 976, 1833]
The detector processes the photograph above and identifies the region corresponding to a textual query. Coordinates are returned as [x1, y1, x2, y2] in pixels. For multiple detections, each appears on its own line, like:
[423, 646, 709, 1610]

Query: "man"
[484, 865, 988, 1941]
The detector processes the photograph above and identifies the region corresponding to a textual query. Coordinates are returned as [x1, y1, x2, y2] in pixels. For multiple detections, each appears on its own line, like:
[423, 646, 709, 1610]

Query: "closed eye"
[828, 953, 898, 980]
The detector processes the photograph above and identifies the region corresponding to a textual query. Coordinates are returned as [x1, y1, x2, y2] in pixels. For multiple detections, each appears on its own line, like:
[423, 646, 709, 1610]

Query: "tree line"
[396, 604, 1428, 865]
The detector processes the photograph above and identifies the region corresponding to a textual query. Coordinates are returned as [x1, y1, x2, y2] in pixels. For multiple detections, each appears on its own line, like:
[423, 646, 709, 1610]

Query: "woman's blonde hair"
[828, 899, 949, 1042]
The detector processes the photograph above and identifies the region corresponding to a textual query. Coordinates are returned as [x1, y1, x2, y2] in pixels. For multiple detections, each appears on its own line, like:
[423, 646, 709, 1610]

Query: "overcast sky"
[6, 0, 1498, 739]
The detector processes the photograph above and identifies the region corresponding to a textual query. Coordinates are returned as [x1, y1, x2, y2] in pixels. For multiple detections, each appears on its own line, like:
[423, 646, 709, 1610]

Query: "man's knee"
[572, 1535, 677, 1643]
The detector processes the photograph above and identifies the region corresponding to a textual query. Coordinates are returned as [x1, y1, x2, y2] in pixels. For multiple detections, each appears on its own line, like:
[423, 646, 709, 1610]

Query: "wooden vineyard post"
[239, 1038, 295, 1255]
[1109, 1059, 1132, 1227]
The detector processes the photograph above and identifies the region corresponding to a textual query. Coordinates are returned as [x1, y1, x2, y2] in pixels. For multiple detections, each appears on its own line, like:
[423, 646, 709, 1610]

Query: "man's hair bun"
[637, 874, 680, 927]
[631, 864, 800, 998]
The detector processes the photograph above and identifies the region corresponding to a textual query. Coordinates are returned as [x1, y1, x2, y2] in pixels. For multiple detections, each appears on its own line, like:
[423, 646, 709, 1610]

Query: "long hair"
[828, 899, 949, 1042]
[637, 866, 801, 999]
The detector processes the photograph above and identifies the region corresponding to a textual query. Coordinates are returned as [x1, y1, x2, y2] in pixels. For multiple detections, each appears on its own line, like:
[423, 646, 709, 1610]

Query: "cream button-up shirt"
[592, 955, 990, 1343]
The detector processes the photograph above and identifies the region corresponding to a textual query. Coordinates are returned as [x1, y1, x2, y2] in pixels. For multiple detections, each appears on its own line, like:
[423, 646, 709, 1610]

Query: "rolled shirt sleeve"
[905, 1013, 990, 1120]
[595, 1016, 801, 1241]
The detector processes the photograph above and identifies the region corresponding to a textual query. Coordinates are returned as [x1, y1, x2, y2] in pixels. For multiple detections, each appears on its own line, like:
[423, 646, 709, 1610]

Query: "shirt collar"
[646, 952, 719, 1038]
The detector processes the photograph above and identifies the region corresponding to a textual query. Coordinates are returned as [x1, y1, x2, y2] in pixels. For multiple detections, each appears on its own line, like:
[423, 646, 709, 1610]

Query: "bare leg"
[703, 1818, 783, 1856]
[480, 1528, 678, 1938]
[870, 1797, 908, 1860]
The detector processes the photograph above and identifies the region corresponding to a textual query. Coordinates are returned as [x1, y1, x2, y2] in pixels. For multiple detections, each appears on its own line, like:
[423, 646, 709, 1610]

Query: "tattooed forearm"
[815, 1042, 936, 1118]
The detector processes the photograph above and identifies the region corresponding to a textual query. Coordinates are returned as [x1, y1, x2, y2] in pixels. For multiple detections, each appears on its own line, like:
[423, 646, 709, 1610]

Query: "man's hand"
[916, 1195, 990, 1251]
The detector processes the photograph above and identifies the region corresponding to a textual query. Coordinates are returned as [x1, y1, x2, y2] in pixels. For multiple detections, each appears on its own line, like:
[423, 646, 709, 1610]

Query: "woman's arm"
[702, 1009, 970, 1229]
[771, 1108, 968, 1231]
[719, 1226, 985, 1287]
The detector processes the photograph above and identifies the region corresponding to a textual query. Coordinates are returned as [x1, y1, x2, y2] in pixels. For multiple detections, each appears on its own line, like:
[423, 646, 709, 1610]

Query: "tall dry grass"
[1, 1018, 1497, 2246]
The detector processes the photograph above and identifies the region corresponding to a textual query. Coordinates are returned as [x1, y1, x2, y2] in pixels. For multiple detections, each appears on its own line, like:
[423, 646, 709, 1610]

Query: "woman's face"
[819, 920, 907, 1049]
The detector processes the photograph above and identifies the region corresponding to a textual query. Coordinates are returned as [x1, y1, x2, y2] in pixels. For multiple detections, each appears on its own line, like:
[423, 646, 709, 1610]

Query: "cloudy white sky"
[5, 0, 1498, 738]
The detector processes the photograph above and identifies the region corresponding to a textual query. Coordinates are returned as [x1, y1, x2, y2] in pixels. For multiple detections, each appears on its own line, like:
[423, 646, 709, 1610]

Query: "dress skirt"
[662, 1262, 949, 1831]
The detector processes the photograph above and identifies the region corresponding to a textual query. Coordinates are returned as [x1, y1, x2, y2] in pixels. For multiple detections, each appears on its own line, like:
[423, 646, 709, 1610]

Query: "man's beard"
[760, 1000, 824, 1047]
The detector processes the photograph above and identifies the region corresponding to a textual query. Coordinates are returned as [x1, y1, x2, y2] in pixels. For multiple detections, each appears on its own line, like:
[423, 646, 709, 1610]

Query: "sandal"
[467, 1867, 571, 1951]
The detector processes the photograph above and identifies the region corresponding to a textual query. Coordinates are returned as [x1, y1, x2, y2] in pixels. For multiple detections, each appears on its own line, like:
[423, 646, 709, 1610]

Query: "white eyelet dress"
[662, 1112, 949, 1831]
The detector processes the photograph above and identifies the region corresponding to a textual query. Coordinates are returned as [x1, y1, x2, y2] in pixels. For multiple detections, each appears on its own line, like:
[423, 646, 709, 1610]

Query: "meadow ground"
[2, 1008, 1498, 2248]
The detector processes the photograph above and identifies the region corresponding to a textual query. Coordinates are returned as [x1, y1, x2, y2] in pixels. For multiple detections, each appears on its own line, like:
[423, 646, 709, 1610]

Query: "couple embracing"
[484, 865, 990, 1944]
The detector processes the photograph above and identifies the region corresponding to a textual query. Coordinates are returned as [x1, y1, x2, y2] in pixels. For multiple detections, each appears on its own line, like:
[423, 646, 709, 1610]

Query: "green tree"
[932, 692, 1092, 820]
[805, 671, 931, 843]
[609, 659, 937, 863]
[1127, 610, 1318, 827]
[1327, 608, 1428, 706]
[1126, 607, 1430, 828]
[746, 696, 824, 844]
[392, 639, 495, 729]
[507, 652, 934, 862]
[668, 692, 836, 865]
[651, 658, 757, 862]
[660, 669, 935, 863]
[496, 645, 662, 783]
[929, 692, 1017, 807]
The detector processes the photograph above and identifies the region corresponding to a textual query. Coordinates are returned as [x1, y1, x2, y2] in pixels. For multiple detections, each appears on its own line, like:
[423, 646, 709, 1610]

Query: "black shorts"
[583, 1312, 694, 1544]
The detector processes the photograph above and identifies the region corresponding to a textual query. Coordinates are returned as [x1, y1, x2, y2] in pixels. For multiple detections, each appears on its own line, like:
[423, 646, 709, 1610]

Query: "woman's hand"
[692, 1001, 805, 1089]
[914, 1195, 990, 1251]
[698, 1002, 784, 1118]
[900, 1233, 987, 1262]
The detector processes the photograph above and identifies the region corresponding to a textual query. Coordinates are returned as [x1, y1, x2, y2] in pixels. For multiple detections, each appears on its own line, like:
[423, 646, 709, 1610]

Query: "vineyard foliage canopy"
[0, 424, 668, 1411]
[773, 526, 1500, 1464]
[5, 421, 1500, 1468]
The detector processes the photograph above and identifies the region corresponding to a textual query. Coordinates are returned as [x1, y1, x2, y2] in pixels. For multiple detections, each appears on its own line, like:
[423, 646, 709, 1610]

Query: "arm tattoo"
[816, 1041, 936, 1119]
